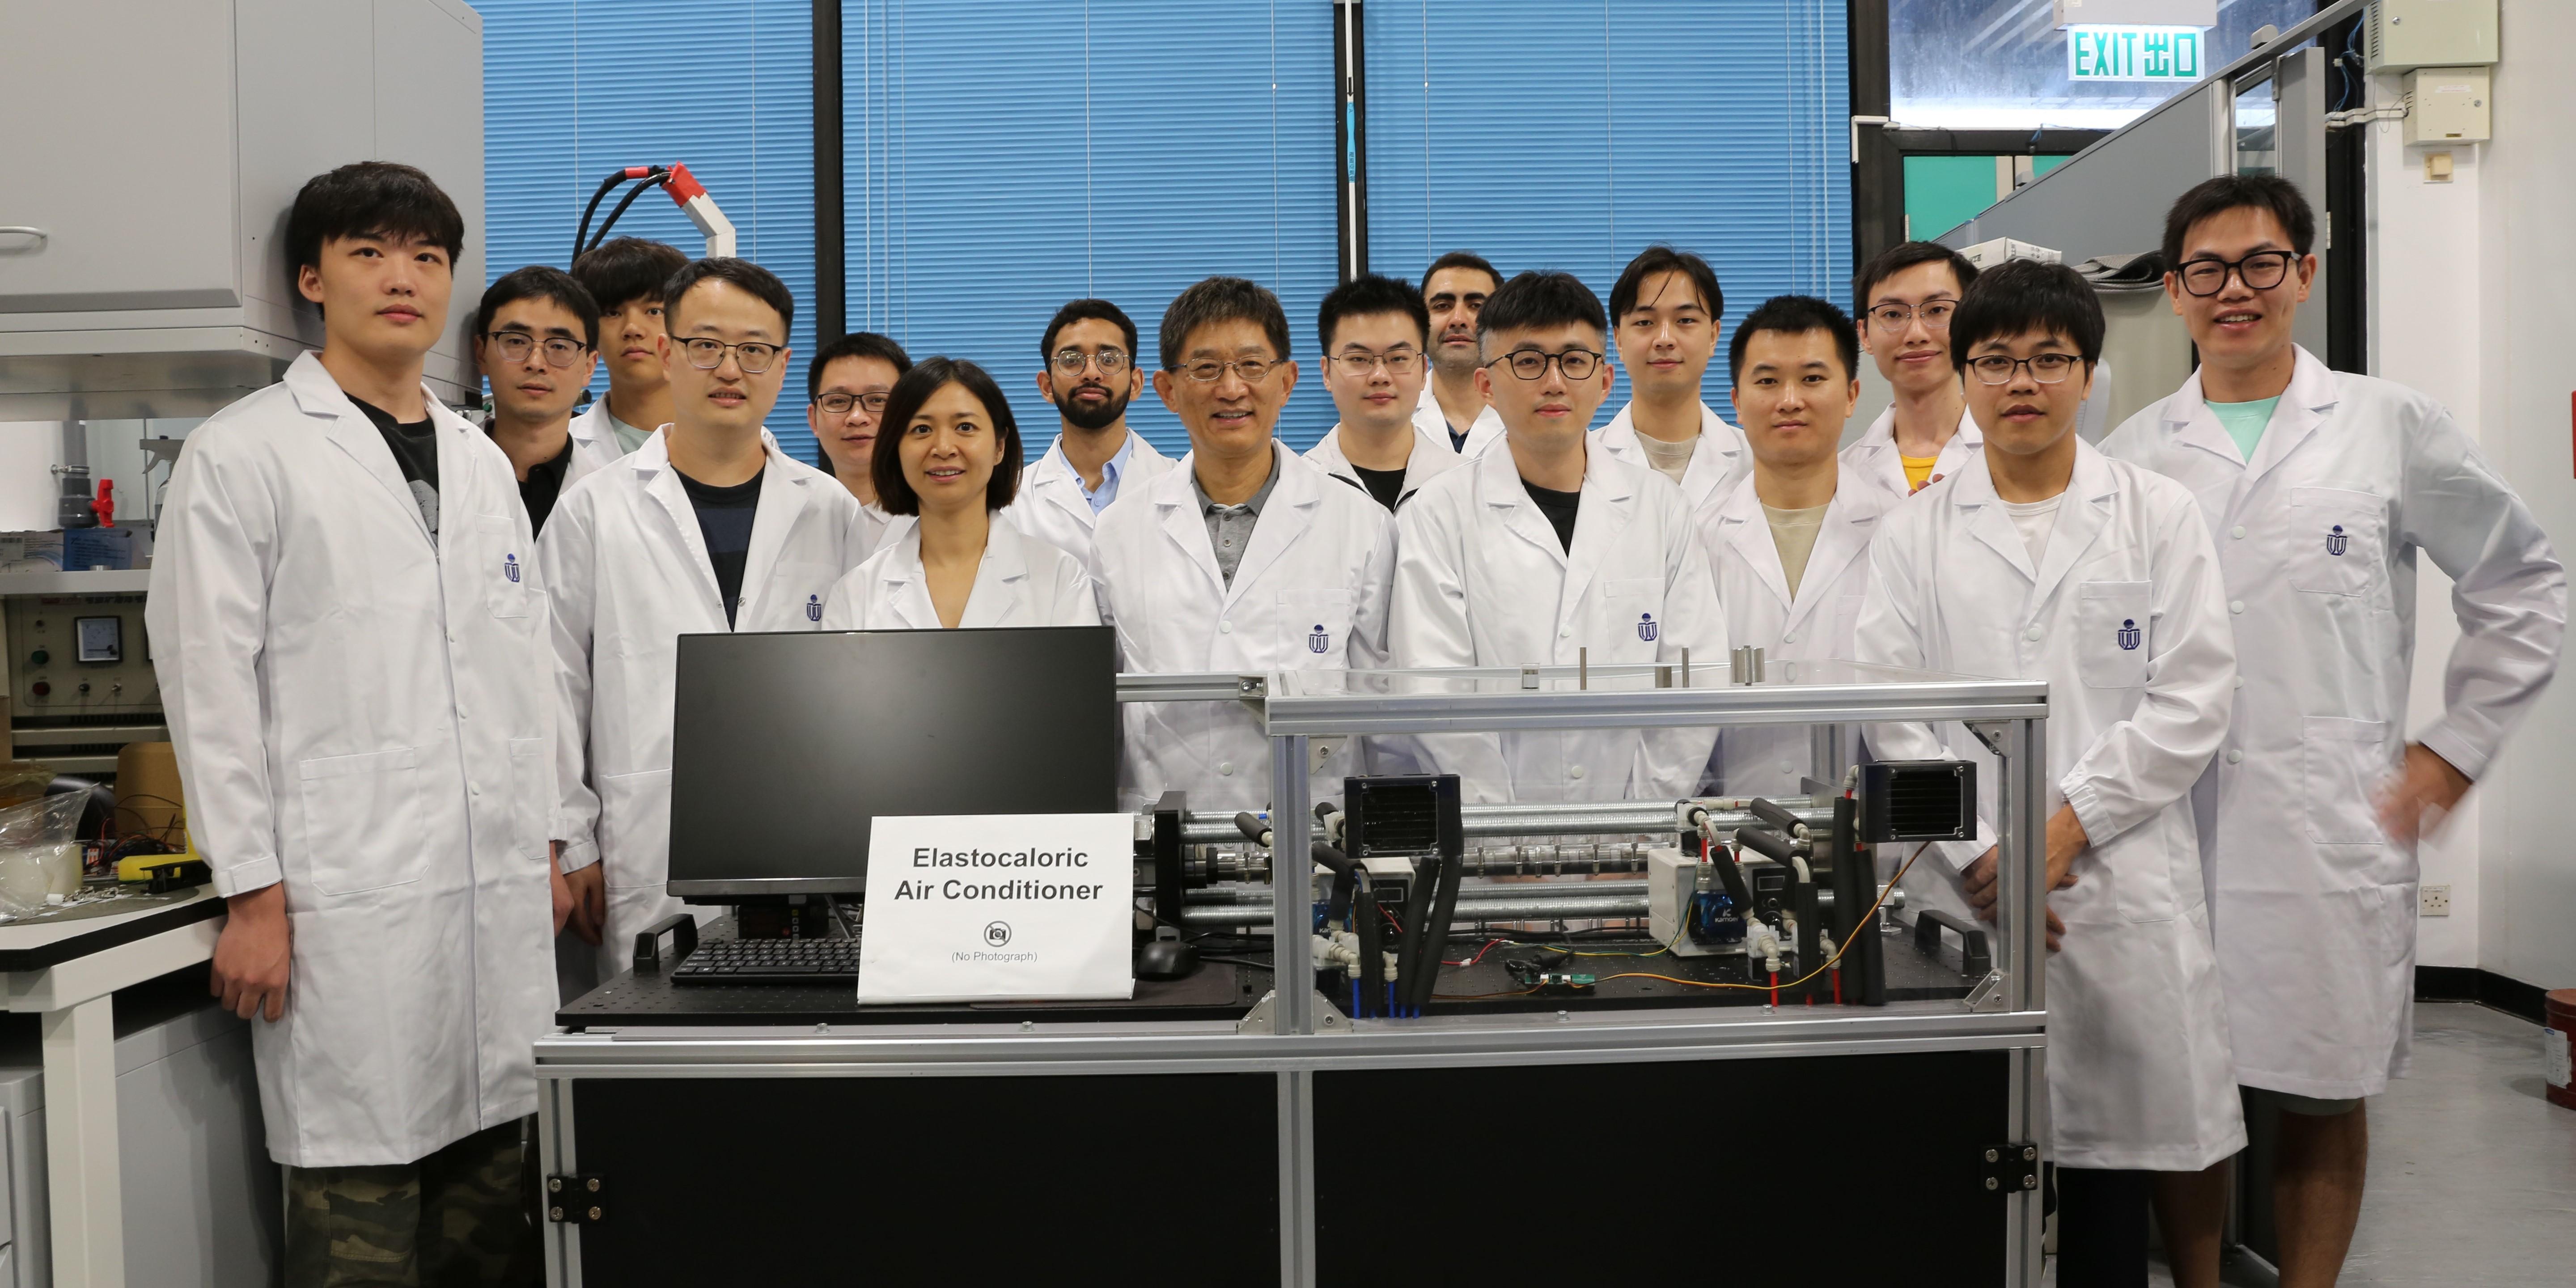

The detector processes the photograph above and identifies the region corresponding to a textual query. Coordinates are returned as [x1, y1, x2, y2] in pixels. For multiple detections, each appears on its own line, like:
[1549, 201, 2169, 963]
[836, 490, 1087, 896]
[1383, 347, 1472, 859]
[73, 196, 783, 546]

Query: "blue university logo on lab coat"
[2117, 618, 2141, 651]
[503, 552, 521, 583]
[1308, 623, 1330, 653]
[806, 594, 822, 623]
[2326, 524, 2349, 556]
[1637, 612, 1657, 643]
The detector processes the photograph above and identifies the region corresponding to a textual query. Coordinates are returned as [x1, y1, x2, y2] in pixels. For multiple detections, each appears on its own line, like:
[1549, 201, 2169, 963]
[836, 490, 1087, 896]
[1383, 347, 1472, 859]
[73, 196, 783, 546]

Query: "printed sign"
[2067, 25, 2206, 83]
[856, 813, 1135, 1004]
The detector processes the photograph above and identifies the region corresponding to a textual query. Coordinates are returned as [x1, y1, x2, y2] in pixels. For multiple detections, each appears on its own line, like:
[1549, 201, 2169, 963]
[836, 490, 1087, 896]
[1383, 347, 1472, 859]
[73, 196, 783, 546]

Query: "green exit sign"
[2068, 25, 2208, 82]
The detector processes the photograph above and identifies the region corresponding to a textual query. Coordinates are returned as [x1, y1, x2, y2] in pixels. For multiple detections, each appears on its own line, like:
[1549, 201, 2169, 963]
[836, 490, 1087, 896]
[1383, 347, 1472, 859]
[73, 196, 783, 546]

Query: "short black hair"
[1853, 241, 1981, 309]
[1475, 271, 1608, 352]
[1039, 299, 1140, 365]
[871, 357, 1024, 517]
[1949, 259, 2105, 369]
[1421, 250, 1501, 296]
[2161, 174, 2316, 274]
[286, 161, 465, 277]
[475, 266, 601, 349]
[570, 237, 690, 316]
[1729, 295, 1860, 383]
[806, 332, 912, 402]
[1609, 245, 1723, 324]
[1317, 274, 1431, 352]
[662, 258, 796, 338]
[1158, 276, 1291, 372]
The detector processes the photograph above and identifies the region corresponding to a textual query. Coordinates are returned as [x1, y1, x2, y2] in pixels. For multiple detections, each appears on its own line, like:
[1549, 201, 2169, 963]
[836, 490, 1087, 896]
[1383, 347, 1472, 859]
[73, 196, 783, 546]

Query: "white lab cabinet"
[0, 0, 484, 419]
[0, 969, 279, 1286]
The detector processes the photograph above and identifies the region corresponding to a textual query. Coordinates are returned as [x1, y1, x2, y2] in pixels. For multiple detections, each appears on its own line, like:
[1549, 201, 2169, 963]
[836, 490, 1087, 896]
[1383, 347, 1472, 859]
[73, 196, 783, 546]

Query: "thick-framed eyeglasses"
[1966, 353, 2083, 385]
[2176, 250, 2298, 297]
[813, 391, 889, 415]
[1328, 347, 1421, 377]
[1489, 348, 1603, 381]
[1864, 300, 1956, 331]
[482, 331, 589, 368]
[1174, 358, 1278, 384]
[677, 337, 782, 373]
[1051, 348, 1130, 375]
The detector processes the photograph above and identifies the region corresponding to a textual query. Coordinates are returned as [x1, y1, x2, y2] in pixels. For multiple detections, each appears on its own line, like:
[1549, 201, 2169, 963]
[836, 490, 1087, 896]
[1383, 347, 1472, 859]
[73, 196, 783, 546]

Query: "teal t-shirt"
[2209, 395, 2281, 463]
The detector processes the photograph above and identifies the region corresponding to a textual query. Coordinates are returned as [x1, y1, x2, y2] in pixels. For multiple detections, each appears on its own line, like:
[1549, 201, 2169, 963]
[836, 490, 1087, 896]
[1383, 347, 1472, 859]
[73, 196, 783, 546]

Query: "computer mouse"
[1136, 936, 1199, 981]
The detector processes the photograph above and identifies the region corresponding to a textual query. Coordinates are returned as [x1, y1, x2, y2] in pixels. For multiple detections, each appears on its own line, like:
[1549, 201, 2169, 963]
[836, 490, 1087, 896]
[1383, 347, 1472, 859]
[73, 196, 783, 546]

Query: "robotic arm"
[572, 163, 737, 263]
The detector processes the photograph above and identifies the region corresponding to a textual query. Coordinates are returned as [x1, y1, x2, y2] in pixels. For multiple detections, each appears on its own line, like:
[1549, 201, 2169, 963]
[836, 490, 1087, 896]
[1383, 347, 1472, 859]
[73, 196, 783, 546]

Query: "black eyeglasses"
[482, 331, 590, 368]
[1051, 349, 1130, 375]
[1864, 300, 1956, 331]
[2176, 250, 2298, 297]
[1966, 353, 2083, 385]
[676, 337, 783, 373]
[813, 392, 890, 415]
[1489, 348, 1603, 381]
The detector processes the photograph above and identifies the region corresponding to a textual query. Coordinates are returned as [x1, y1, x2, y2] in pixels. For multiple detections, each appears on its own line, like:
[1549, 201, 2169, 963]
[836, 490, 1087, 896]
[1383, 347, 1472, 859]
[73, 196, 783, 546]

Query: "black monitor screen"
[665, 626, 1118, 898]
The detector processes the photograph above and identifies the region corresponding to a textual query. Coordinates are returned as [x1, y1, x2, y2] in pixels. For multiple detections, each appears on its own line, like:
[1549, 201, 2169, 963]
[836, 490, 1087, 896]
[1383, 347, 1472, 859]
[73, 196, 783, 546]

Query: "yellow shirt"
[1901, 453, 1938, 493]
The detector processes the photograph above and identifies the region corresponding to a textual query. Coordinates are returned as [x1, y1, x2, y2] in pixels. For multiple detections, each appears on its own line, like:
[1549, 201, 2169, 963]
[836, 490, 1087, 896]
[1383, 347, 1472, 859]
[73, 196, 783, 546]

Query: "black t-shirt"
[1448, 427, 1469, 453]
[1521, 478, 1580, 552]
[673, 467, 763, 627]
[350, 396, 440, 535]
[514, 436, 576, 536]
[1350, 464, 1407, 512]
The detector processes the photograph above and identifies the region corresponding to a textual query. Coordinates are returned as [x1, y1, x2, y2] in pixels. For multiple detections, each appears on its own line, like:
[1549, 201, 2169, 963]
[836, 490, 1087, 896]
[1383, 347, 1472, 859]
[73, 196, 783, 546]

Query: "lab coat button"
[1219, 620, 1233, 634]
[1782, 632, 1798, 644]
[2226, 749, 2244, 764]
[2234, 676, 2244, 689]
[1568, 766, 1585, 780]
[2023, 626, 2042, 641]
[1778, 760, 1795, 773]
[2229, 600, 2246, 614]
[1559, 628, 1571, 639]
[1217, 761, 1235, 776]
[2231, 525, 2247, 539]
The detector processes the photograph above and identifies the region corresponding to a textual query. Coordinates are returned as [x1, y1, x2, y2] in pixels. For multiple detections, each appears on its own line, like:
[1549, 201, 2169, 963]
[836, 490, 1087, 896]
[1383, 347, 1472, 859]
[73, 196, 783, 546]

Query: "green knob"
[27, 649, 45, 665]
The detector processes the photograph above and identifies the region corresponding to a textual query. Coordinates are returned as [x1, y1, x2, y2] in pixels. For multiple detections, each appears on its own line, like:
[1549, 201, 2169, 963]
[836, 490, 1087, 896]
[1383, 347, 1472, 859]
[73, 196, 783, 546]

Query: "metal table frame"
[537, 665, 2051, 1287]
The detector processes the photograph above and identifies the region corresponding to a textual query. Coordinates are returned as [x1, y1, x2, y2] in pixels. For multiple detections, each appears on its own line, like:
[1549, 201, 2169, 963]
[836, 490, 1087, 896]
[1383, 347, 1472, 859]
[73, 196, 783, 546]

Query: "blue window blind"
[480, 1, 818, 460]
[1364, 0, 1849, 415]
[841, 1, 1339, 458]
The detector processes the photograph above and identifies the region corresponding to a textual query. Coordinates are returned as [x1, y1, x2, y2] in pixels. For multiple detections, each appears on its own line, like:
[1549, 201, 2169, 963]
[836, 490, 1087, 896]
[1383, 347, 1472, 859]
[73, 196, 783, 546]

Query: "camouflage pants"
[284, 1118, 542, 1288]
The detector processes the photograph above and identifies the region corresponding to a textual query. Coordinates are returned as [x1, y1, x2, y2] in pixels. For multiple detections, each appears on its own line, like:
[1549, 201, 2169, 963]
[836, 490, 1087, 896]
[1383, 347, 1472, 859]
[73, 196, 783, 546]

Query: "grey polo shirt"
[1194, 453, 1281, 587]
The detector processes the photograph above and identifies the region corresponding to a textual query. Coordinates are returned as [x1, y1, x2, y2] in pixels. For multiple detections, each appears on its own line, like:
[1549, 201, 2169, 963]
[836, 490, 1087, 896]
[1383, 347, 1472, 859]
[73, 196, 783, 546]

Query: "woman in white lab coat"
[822, 358, 1097, 631]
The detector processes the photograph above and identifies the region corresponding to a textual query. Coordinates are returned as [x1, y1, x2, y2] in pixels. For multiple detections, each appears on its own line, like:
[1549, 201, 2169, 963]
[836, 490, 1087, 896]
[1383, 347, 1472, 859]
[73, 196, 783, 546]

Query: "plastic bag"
[0, 791, 89, 913]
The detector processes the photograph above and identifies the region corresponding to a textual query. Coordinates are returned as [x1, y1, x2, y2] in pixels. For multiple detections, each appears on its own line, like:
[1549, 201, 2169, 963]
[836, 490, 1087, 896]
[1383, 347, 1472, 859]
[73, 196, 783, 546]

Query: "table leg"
[41, 993, 123, 1288]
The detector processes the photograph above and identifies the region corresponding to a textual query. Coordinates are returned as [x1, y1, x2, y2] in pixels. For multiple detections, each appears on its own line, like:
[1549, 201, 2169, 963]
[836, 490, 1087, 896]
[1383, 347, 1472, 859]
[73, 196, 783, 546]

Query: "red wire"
[1832, 970, 1843, 1005]
[1768, 970, 1779, 1007]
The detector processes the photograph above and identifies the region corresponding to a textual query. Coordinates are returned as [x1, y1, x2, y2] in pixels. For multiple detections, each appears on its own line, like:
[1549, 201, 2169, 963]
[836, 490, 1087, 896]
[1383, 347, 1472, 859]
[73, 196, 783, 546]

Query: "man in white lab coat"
[1005, 298, 1175, 564]
[1414, 250, 1508, 456]
[1092, 276, 1397, 812]
[2101, 174, 2567, 1287]
[1842, 241, 1983, 503]
[804, 330, 914, 551]
[1701, 296, 1894, 797]
[1596, 246, 1751, 516]
[1391, 270, 1727, 803]
[152, 162, 557, 1283]
[545, 258, 871, 978]
[568, 236, 690, 458]
[475, 266, 614, 538]
[1856, 259, 2241, 1287]
[1305, 273, 1460, 510]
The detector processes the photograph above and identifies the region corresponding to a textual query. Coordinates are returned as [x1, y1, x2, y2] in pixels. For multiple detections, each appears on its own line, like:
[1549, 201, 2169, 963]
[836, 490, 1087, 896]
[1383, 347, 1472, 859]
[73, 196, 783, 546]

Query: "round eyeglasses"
[482, 331, 589, 369]
[1051, 349, 1131, 375]
[1489, 348, 1603, 381]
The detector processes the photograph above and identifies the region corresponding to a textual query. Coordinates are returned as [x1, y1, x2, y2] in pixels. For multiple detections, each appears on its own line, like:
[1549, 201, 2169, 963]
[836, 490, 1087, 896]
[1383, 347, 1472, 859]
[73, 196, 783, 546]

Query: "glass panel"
[2234, 80, 2279, 176]
[1267, 658, 2012, 696]
[1890, 0, 2315, 132]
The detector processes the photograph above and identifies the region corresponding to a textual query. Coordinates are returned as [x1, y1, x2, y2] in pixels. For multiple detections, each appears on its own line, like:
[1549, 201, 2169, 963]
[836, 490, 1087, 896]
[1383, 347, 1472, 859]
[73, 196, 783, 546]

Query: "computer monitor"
[665, 625, 1119, 900]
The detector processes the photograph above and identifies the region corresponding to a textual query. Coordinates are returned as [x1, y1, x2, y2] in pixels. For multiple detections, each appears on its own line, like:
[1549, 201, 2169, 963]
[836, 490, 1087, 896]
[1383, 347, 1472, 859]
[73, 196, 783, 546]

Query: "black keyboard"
[670, 935, 862, 985]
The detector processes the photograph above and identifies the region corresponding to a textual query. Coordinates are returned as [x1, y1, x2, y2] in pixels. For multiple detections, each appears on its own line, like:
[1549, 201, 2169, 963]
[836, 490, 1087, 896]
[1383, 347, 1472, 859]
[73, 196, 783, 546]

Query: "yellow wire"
[1597, 843, 1929, 995]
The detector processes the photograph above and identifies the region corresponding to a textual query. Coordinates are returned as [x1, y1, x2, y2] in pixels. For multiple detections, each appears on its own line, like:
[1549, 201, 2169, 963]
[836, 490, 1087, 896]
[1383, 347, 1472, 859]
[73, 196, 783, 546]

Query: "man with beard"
[1415, 250, 1507, 456]
[1006, 298, 1176, 564]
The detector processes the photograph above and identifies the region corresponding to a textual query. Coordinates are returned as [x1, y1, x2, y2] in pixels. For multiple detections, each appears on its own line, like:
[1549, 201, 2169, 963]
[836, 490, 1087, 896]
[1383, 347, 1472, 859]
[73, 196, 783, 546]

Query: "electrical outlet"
[2420, 885, 2452, 917]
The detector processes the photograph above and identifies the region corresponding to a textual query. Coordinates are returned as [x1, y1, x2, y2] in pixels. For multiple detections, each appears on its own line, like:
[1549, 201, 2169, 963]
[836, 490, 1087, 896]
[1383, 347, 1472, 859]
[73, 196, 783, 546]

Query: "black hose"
[1746, 797, 1804, 835]
[1233, 812, 1268, 844]
[583, 171, 666, 259]
[1353, 887, 1384, 1018]
[1390, 858, 1436, 1013]
[1408, 849, 1465, 1013]
[571, 169, 638, 265]
[1736, 826, 1796, 863]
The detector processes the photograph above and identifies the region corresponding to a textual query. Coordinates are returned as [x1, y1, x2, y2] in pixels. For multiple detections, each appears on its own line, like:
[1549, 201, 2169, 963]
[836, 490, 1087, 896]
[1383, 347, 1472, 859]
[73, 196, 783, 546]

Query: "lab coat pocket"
[2302, 716, 2391, 844]
[476, 515, 536, 619]
[1277, 589, 1356, 669]
[297, 747, 427, 895]
[1604, 577, 1665, 657]
[2074, 581, 2150, 689]
[2288, 487, 2385, 596]
[775, 560, 838, 628]
[595, 767, 674, 890]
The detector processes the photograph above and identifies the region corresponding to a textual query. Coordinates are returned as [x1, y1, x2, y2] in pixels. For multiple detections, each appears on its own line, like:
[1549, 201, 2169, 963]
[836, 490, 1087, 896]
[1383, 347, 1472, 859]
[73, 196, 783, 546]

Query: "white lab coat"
[148, 353, 555, 1168]
[1390, 436, 1729, 803]
[544, 433, 871, 974]
[2100, 347, 2567, 1098]
[1593, 400, 1753, 527]
[565, 398, 630, 483]
[1092, 442, 1398, 812]
[1856, 441, 2244, 1171]
[1001, 432, 1176, 566]
[1840, 403, 1980, 506]
[822, 518, 1100, 630]
[1414, 383, 1504, 457]
[1700, 473, 1895, 797]
[1303, 423, 1464, 509]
